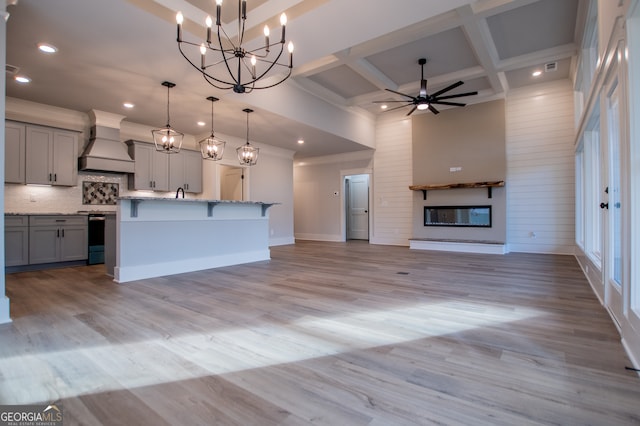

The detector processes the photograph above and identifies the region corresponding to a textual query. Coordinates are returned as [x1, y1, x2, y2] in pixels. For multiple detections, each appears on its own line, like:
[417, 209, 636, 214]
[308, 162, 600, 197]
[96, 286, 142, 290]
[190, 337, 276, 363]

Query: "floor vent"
[396, 271, 409, 275]
[545, 62, 557, 72]
[6, 64, 19, 76]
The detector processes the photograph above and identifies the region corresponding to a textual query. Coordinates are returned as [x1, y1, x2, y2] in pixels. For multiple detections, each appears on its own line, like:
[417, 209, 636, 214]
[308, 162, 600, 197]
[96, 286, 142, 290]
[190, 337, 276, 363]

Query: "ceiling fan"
[374, 58, 478, 116]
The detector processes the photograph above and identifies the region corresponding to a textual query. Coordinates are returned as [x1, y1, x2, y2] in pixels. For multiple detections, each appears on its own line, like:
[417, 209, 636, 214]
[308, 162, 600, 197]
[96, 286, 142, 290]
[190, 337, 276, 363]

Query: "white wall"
[370, 114, 413, 246]
[294, 151, 373, 242]
[505, 79, 576, 254]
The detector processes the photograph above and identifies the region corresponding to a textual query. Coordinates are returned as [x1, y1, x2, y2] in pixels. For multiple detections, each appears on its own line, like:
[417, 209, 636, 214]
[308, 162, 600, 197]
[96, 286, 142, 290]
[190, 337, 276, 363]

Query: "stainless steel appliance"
[87, 213, 106, 265]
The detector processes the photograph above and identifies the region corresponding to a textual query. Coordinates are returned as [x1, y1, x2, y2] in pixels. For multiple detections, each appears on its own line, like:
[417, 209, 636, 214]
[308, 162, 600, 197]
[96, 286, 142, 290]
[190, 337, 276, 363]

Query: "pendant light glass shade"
[199, 96, 226, 160]
[236, 108, 259, 166]
[152, 81, 183, 154]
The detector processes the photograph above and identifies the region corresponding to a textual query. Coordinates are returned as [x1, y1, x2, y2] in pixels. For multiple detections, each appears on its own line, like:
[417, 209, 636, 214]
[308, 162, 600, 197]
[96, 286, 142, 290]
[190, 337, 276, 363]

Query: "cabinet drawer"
[5, 215, 28, 227]
[29, 215, 88, 227]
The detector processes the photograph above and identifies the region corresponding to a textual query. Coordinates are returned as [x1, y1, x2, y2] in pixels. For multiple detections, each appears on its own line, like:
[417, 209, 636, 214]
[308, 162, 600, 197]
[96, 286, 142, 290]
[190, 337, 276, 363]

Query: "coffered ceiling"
[5, 0, 584, 159]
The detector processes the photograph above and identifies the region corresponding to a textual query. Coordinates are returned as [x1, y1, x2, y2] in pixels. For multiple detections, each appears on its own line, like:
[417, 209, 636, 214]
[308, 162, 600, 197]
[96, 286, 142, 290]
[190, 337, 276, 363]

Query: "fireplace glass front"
[424, 206, 491, 227]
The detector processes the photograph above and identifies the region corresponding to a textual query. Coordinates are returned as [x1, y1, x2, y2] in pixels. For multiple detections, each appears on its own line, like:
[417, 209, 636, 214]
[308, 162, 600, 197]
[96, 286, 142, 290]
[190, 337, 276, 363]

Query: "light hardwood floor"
[1, 241, 639, 425]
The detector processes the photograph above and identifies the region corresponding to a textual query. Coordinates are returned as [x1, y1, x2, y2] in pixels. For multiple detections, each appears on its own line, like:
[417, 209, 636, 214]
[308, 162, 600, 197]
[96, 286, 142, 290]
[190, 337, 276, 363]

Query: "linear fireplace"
[424, 205, 491, 227]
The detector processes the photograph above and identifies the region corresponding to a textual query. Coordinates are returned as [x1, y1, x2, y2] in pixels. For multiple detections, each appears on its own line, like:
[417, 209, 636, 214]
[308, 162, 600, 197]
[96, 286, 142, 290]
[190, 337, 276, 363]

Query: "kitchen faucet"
[175, 187, 185, 199]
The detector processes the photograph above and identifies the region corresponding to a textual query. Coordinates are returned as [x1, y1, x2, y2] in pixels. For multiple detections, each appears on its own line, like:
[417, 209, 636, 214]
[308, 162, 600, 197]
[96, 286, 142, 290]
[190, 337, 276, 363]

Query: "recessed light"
[15, 75, 31, 83]
[532, 70, 542, 77]
[380, 104, 388, 110]
[197, 121, 206, 126]
[123, 102, 134, 109]
[37, 43, 57, 53]
[297, 139, 304, 144]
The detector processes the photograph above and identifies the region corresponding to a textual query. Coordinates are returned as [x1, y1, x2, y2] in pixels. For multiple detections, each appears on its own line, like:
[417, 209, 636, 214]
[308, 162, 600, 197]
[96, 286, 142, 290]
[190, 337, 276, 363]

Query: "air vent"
[545, 62, 557, 72]
[5, 64, 19, 76]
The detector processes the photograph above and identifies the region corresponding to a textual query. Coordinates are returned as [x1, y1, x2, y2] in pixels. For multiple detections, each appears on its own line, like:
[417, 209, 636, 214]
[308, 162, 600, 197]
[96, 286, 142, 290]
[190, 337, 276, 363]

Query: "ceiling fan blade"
[384, 104, 413, 113]
[430, 81, 464, 98]
[406, 106, 417, 116]
[434, 91, 478, 100]
[373, 100, 413, 104]
[428, 104, 440, 114]
[419, 79, 427, 97]
[385, 88, 415, 100]
[430, 101, 466, 107]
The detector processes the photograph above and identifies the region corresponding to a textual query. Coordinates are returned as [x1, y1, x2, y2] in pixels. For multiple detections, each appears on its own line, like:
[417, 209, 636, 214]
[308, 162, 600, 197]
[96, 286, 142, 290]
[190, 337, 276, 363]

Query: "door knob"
[600, 202, 609, 209]
[364, 210, 368, 213]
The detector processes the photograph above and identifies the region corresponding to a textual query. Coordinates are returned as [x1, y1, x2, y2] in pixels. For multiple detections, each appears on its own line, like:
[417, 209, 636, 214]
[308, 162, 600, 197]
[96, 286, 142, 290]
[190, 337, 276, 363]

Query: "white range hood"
[78, 110, 135, 174]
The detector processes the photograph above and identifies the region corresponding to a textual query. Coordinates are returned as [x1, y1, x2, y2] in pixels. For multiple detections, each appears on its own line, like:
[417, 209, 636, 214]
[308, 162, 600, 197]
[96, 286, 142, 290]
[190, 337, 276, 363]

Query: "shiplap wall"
[506, 79, 576, 253]
[370, 114, 413, 246]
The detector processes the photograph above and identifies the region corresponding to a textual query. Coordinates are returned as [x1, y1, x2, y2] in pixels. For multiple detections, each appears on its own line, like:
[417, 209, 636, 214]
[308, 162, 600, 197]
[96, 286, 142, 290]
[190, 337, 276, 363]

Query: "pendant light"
[199, 96, 226, 160]
[152, 81, 183, 154]
[236, 108, 259, 166]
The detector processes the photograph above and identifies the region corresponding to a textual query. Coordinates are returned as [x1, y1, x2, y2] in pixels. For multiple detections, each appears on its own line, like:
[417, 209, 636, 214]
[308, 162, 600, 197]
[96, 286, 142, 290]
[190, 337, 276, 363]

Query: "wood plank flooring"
[1, 241, 639, 425]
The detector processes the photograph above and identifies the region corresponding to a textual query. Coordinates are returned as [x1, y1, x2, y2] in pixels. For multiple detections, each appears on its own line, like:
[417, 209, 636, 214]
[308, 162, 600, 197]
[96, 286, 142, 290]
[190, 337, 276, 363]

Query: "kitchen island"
[111, 197, 277, 283]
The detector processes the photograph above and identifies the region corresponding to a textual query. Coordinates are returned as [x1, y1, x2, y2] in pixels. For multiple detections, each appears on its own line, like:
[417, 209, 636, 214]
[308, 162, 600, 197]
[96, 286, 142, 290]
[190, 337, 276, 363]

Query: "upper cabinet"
[5, 121, 26, 184]
[5, 121, 79, 186]
[127, 140, 202, 193]
[126, 140, 170, 192]
[169, 149, 202, 193]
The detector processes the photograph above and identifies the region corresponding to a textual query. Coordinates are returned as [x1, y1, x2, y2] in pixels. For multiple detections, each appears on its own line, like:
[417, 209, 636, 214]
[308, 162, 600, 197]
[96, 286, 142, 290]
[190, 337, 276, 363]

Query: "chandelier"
[199, 96, 226, 160]
[237, 108, 259, 165]
[152, 81, 184, 154]
[176, 0, 294, 94]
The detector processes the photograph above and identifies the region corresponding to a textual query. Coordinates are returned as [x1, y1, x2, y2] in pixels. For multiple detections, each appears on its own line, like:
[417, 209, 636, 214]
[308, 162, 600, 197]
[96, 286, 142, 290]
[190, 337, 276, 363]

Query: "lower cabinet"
[5, 216, 29, 266]
[28, 216, 88, 265]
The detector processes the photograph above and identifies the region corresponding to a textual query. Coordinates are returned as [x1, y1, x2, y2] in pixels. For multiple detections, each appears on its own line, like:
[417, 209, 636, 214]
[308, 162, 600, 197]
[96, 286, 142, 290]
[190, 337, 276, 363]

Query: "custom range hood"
[79, 110, 135, 173]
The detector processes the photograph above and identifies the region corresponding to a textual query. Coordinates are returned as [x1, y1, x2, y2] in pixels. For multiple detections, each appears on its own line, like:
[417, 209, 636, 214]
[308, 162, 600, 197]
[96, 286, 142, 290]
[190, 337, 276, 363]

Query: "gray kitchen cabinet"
[28, 216, 88, 264]
[169, 149, 202, 193]
[4, 121, 26, 184]
[25, 124, 78, 186]
[126, 140, 170, 191]
[5, 216, 29, 266]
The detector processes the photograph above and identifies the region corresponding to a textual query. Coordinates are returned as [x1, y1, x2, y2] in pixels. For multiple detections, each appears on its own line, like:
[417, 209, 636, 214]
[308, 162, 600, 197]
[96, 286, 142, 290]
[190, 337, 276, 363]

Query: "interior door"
[602, 65, 624, 327]
[221, 166, 243, 201]
[346, 174, 369, 240]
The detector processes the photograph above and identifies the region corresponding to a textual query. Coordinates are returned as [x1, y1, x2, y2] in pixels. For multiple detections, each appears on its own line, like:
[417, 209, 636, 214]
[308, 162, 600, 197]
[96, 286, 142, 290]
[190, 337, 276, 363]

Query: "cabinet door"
[5, 227, 29, 266]
[25, 126, 54, 185]
[5, 121, 26, 184]
[183, 150, 202, 193]
[52, 130, 78, 186]
[152, 150, 170, 191]
[129, 143, 154, 190]
[29, 226, 60, 264]
[60, 225, 88, 261]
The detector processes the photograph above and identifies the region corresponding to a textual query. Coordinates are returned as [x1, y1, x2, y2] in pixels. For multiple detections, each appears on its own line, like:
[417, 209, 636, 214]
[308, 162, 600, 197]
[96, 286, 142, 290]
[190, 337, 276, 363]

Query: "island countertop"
[118, 196, 278, 205]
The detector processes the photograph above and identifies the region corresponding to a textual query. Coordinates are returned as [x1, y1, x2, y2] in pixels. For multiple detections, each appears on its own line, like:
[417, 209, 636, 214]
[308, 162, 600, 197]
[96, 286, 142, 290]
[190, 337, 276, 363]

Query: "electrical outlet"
[449, 166, 462, 172]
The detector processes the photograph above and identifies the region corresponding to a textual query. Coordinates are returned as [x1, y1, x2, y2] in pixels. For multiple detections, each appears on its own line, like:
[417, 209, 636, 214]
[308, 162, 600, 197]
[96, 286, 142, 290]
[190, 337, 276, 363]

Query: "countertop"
[5, 211, 117, 216]
[117, 196, 279, 205]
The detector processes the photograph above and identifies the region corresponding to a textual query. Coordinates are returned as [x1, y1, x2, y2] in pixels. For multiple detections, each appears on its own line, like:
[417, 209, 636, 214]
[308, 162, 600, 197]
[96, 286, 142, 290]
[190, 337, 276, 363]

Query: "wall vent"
[545, 62, 557, 72]
[5, 64, 19, 75]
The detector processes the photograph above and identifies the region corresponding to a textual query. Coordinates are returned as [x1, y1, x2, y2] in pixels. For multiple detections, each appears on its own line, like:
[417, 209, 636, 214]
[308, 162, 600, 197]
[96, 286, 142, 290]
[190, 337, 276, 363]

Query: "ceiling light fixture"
[123, 102, 134, 109]
[37, 43, 57, 53]
[199, 96, 226, 161]
[532, 70, 542, 77]
[175, 0, 294, 94]
[297, 139, 304, 144]
[151, 81, 183, 154]
[14, 75, 31, 83]
[237, 108, 259, 166]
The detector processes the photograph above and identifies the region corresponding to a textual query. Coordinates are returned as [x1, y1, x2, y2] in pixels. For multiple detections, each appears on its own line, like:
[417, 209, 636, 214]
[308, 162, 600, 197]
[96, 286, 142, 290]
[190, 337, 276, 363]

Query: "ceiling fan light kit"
[374, 58, 478, 116]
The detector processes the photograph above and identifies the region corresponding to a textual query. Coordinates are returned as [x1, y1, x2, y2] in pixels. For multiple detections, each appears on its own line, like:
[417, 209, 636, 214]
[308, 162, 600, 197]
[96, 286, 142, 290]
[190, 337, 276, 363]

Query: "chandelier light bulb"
[176, 11, 183, 24]
[288, 41, 294, 53]
[280, 13, 287, 26]
[216, 0, 222, 4]
[206, 15, 212, 28]
[264, 25, 270, 37]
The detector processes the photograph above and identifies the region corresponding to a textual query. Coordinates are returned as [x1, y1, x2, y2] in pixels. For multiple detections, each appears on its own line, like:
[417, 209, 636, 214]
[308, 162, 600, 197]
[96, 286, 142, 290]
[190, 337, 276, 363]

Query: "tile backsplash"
[4, 172, 164, 214]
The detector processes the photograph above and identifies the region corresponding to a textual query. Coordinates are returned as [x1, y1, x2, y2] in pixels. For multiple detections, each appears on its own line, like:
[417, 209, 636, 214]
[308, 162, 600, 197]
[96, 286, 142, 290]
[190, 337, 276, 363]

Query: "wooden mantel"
[409, 180, 505, 200]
